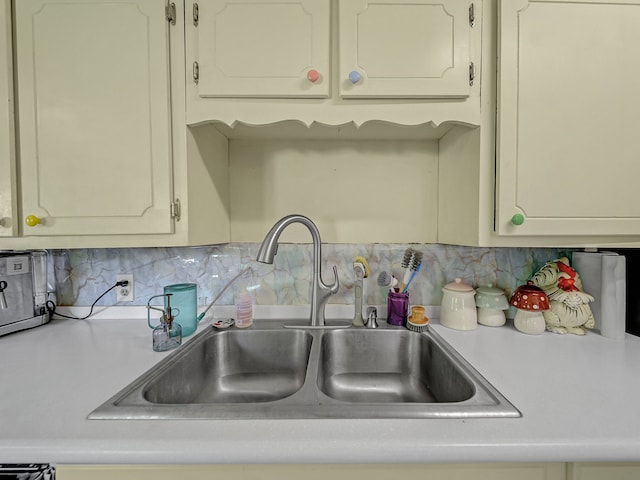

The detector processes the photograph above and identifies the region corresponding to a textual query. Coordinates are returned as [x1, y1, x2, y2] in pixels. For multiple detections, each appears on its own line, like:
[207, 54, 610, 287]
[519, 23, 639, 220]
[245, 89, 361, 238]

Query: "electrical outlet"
[116, 274, 134, 302]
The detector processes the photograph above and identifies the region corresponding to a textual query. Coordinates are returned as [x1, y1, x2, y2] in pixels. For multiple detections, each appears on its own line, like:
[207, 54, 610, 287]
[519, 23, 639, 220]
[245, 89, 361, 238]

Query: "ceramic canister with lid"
[440, 278, 477, 330]
[475, 284, 509, 327]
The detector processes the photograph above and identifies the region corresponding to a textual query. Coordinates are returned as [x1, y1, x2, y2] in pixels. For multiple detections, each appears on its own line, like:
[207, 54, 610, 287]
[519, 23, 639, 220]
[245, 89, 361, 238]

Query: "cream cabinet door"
[339, 0, 473, 98]
[194, 0, 330, 98]
[569, 463, 640, 480]
[14, 0, 174, 236]
[496, 0, 640, 236]
[0, 0, 15, 237]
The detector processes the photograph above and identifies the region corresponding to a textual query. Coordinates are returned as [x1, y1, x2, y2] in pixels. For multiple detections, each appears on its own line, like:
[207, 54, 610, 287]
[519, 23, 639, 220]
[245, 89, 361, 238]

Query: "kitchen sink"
[89, 320, 520, 420]
[144, 329, 313, 404]
[318, 329, 474, 403]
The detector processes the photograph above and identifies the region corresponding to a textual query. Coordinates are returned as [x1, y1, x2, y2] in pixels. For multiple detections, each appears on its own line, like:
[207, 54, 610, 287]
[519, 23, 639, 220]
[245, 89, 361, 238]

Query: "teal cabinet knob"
[511, 213, 525, 226]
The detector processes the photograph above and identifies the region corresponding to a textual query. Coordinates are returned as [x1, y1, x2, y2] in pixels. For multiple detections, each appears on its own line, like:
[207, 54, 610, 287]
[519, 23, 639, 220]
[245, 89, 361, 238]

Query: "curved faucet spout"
[256, 214, 339, 327]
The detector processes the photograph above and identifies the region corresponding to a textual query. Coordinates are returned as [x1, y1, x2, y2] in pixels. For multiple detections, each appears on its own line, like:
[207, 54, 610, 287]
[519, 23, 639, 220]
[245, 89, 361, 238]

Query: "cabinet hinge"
[469, 61, 475, 86]
[171, 199, 181, 221]
[469, 3, 475, 27]
[193, 61, 200, 84]
[193, 3, 199, 26]
[166, 2, 176, 25]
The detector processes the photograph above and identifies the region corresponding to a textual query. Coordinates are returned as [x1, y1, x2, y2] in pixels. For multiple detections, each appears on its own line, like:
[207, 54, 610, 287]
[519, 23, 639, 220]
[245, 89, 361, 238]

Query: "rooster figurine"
[529, 257, 595, 335]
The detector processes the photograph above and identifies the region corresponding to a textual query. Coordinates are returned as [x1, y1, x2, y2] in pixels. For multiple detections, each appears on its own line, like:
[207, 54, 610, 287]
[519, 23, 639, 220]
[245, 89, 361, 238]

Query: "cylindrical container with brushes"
[387, 290, 409, 326]
[352, 256, 370, 327]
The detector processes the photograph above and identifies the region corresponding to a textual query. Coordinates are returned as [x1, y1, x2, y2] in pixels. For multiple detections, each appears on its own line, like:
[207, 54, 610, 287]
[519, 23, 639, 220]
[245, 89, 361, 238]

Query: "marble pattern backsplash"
[50, 244, 572, 309]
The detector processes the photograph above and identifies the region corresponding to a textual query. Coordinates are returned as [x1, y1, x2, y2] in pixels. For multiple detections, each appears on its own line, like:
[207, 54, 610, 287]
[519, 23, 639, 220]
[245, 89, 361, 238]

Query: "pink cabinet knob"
[307, 69, 320, 83]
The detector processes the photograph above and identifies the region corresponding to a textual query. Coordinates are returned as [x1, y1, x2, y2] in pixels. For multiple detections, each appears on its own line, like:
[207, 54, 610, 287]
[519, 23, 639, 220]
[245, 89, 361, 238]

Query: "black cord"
[46, 280, 129, 321]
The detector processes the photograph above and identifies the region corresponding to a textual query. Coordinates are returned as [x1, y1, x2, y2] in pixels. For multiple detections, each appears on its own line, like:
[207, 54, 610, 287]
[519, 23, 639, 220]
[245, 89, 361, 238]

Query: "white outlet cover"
[116, 274, 134, 302]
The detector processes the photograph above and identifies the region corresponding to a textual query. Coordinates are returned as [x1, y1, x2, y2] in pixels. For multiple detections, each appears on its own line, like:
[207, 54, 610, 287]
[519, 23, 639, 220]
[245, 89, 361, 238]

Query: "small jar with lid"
[440, 278, 477, 330]
[475, 284, 509, 327]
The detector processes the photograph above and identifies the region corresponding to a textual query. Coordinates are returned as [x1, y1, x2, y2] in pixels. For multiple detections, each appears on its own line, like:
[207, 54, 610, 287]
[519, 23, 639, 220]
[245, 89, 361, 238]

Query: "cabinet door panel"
[57, 463, 567, 480]
[339, 0, 471, 98]
[497, 0, 640, 236]
[569, 463, 640, 480]
[15, 0, 173, 236]
[0, 0, 15, 237]
[196, 0, 330, 98]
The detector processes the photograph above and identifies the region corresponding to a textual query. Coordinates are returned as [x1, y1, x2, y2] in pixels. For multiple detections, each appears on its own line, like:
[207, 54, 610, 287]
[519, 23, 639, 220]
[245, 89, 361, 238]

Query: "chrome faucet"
[365, 307, 378, 329]
[256, 214, 339, 327]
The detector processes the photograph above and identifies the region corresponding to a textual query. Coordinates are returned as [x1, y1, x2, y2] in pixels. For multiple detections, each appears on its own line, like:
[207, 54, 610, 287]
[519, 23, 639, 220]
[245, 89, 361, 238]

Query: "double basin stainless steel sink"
[89, 321, 520, 420]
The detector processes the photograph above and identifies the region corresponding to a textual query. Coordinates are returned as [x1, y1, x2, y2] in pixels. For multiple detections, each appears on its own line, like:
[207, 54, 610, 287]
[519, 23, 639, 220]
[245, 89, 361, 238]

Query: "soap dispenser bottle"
[149, 293, 182, 352]
[235, 286, 253, 329]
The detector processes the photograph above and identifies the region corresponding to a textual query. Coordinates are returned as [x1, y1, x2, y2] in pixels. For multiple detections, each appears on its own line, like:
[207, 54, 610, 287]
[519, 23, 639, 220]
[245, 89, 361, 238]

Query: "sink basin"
[144, 329, 313, 404]
[90, 320, 520, 420]
[318, 329, 474, 403]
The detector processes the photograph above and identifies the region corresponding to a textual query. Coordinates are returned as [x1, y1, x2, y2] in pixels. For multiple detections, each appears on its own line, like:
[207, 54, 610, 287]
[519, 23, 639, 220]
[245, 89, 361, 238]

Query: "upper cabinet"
[195, 0, 330, 98]
[194, 0, 472, 99]
[9, 0, 640, 248]
[339, 0, 472, 99]
[2, 0, 231, 249]
[0, 0, 16, 238]
[14, 0, 174, 237]
[186, 0, 481, 128]
[496, 0, 640, 237]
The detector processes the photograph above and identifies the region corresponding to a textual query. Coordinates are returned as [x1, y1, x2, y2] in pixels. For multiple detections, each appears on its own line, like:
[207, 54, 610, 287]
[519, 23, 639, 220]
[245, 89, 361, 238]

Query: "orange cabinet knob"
[25, 215, 41, 227]
[307, 69, 320, 83]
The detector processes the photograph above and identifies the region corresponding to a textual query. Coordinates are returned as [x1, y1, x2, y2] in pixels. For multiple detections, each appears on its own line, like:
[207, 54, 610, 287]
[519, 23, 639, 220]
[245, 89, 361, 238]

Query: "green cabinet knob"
[511, 213, 525, 226]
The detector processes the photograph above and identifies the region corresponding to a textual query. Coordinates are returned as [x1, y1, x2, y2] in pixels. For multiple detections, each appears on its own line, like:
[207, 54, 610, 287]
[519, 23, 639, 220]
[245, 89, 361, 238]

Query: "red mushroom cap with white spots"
[510, 284, 550, 311]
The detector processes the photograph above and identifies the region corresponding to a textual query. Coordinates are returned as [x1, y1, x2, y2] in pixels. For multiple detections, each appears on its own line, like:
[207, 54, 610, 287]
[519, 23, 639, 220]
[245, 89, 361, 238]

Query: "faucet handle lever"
[365, 307, 378, 329]
[0, 280, 7, 310]
[329, 265, 339, 293]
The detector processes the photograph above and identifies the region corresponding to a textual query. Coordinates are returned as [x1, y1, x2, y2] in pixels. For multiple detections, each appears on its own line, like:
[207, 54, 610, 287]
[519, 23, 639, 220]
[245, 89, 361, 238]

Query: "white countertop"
[1, 306, 640, 465]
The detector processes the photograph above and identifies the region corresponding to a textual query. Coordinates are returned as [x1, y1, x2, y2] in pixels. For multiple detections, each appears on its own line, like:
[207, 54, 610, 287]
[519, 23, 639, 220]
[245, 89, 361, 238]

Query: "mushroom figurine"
[510, 283, 550, 335]
[475, 284, 510, 327]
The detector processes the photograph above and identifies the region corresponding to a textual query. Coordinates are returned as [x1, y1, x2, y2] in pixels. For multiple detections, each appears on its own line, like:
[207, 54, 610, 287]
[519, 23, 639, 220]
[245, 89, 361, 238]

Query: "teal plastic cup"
[163, 283, 198, 337]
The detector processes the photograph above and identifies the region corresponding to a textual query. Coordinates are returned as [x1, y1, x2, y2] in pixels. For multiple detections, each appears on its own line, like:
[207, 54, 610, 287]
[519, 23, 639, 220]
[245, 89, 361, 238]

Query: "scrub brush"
[406, 305, 429, 333]
[377, 271, 398, 291]
[401, 261, 423, 294]
[406, 316, 429, 333]
[399, 248, 423, 292]
[353, 255, 370, 327]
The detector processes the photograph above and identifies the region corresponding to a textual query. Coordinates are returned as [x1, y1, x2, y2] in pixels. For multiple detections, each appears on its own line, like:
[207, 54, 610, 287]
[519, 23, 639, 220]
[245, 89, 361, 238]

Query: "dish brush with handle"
[399, 248, 423, 292]
[402, 261, 423, 294]
[377, 271, 398, 292]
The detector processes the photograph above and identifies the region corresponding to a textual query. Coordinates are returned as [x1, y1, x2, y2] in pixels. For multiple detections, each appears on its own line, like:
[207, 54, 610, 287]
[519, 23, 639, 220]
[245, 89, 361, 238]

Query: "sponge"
[353, 255, 370, 278]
